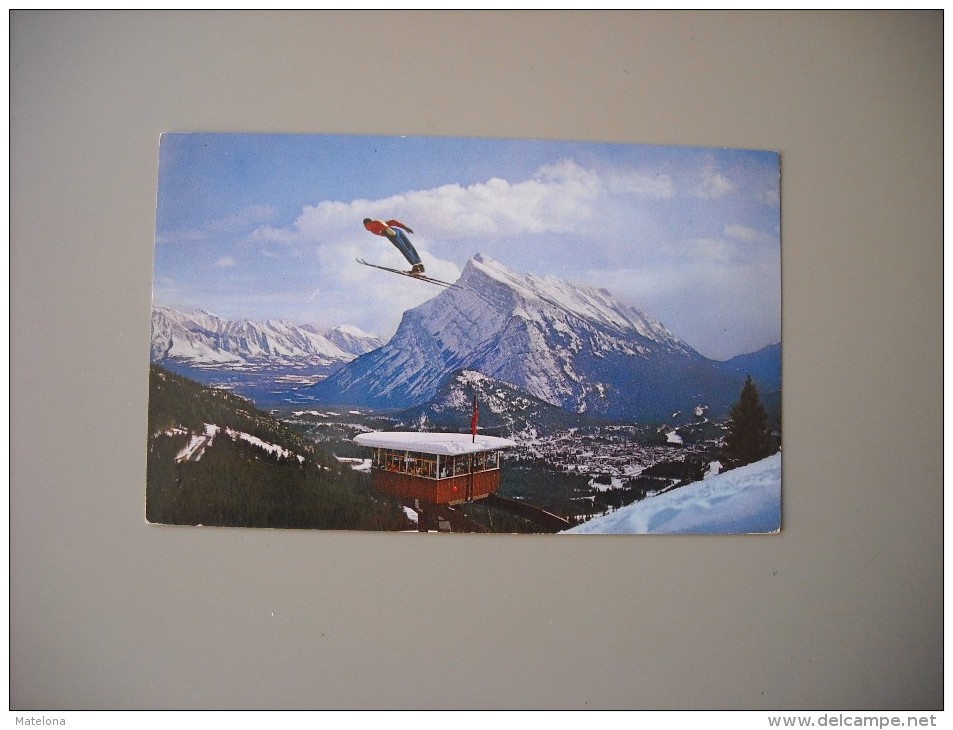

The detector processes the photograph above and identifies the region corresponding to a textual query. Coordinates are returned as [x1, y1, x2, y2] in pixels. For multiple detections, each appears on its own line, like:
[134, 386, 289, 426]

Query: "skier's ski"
[356, 259, 457, 288]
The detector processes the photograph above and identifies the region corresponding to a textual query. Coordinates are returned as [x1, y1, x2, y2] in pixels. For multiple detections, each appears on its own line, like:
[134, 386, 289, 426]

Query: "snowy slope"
[306, 254, 742, 420]
[563, 453, 781, 534]
[151, 306, 382, 371]
[169, 422, 305, 464]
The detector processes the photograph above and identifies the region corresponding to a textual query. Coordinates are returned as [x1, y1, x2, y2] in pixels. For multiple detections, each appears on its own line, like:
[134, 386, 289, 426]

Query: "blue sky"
[153, 133, 780, 360]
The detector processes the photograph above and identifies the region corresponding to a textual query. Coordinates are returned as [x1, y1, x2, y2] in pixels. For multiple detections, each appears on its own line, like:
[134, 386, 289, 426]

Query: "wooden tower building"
[353, 431, 516, 506]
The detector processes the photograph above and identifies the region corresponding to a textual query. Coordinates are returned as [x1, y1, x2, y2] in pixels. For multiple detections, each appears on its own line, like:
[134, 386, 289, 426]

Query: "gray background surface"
[10, 11, 943, 709]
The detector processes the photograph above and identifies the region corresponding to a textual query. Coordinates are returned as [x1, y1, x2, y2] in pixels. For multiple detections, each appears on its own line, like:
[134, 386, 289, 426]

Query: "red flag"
[471, 394, 478, 442]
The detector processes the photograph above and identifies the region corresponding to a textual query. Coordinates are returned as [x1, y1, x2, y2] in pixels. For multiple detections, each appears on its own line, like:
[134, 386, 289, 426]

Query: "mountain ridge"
[304, 254, 761, 420]
[150, 305, 383, 373]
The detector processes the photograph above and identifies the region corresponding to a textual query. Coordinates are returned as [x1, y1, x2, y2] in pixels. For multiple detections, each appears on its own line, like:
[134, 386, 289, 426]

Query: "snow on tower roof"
[353, 431, 516, 456]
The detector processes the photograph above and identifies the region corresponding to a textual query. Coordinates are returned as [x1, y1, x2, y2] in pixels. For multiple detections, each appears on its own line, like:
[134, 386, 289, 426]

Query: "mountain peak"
[458, 254, 681, 344]
[328, 323, 376, 339]
[305, 258, 749, 420]
[462, 252, 520, 287]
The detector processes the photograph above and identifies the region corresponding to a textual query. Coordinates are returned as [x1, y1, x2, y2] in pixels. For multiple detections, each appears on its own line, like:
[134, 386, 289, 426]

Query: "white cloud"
[214, 256, 236, 268]
[696, 165, 737, 199]
[251, 160, 675, 251]
[301, 237, 463, 338]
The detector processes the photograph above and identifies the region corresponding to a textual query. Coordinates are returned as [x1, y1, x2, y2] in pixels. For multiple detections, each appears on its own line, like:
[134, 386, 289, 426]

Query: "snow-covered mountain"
[716, 342, 781, 393]
[150, 306, 382, 373]
[320, 323, 384, 359]
[395, 369, 585, 438]
[305, 254, 744, 420]
[563, 452, 781, 534]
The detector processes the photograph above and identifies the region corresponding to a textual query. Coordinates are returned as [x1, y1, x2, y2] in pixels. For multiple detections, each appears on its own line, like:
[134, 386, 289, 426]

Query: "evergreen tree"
[722, 375, 773, 468]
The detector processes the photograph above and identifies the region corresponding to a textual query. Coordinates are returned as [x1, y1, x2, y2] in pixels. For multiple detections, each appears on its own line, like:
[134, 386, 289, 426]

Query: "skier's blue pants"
[386, 229, 422, 267]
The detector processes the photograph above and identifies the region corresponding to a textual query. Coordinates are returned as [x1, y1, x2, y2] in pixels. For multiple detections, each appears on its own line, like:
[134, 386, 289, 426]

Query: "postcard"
[148, 133, 781, 534]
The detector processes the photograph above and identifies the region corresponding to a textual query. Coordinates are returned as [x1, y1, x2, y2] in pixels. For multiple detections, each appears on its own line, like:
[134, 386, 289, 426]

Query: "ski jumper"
[363, 219, 423, 268]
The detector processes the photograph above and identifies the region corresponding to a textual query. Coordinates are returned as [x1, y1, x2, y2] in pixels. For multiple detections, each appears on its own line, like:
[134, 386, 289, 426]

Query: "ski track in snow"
[174, 423, 219, 462]
[226, 428, 304, 463]
[173, 423, 304, 464]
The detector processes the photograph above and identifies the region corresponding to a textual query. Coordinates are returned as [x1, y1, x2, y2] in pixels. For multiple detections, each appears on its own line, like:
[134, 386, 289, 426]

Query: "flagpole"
[471, 394, 478, 443]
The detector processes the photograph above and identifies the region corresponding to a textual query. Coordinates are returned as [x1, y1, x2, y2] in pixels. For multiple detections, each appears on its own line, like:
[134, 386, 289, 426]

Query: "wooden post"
[467, 454, 474, 502]
[415, 498, 427, 533]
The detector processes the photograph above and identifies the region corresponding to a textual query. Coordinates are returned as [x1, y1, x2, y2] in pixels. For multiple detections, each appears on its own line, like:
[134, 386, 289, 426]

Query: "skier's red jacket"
[363, 219, 413, 237]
